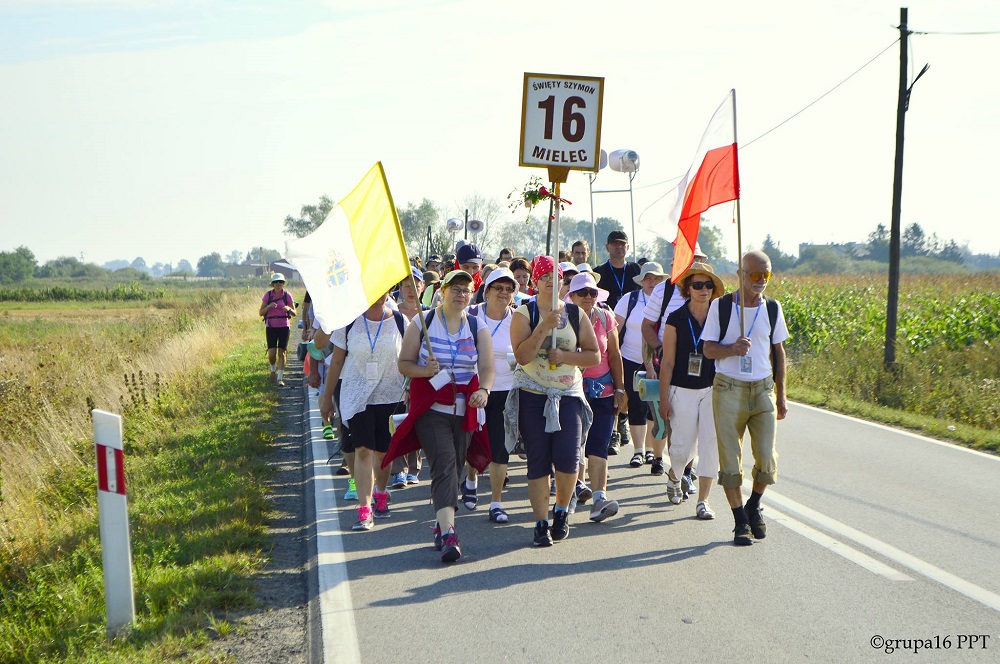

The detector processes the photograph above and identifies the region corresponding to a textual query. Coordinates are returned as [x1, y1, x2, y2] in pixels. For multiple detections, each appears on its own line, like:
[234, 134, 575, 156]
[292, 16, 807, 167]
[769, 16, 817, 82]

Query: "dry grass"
[0, 291, 261, 561]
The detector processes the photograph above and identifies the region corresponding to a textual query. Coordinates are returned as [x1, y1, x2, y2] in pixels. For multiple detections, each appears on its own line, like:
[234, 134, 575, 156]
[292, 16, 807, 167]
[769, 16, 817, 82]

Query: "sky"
[1, 0, 998, 268]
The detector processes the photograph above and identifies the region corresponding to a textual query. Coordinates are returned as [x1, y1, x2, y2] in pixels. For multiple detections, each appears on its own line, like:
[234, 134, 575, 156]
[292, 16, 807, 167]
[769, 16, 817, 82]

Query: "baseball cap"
[456, 244, 483, 265]
[426, 254, 442, 265]
[442, 269, 474, 286]
[607, 230, 628, 243]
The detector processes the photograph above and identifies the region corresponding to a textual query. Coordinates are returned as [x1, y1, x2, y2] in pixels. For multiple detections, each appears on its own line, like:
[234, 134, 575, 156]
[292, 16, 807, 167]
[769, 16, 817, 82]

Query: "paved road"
[305, 390, 1000, 664]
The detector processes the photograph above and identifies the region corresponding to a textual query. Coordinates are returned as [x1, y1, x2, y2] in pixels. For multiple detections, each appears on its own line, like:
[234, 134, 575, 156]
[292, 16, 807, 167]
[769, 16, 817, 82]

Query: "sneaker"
[514, 437, 527, 460]
[746, 504, 767, 539]
[352, 506, 373, 531]
[440, 530, 462, 563]
[551, 509, 570, 541]
[574, 480, 593, 505]
[618, 419, 631, 446]
[682, 473, 697, 496]
[644, 451, 655, 465]
[390, 472, 407, 490]
[650, 458, 665, 476]
[629, 452, 644, 468]
[696, 501, 716, 520]
[608, 430, 620, 456]
[269, 371, 276, 383]
[462, 480, 478, 510]
[568, 489, 579, 515]
[406, 473, 420, 485]
[344, 478, 358, 501]
[432, 523, 443, 551]
[533, 521, 553, 547]
[335, 462, 351, 476]
[277, 380, 286, 387]
[589, 497, 619, 522]
[373, 491, 391, 518]
[733, 523, 754, 546]
[322, 424, 335, 440]
[666, 478, 683, 505]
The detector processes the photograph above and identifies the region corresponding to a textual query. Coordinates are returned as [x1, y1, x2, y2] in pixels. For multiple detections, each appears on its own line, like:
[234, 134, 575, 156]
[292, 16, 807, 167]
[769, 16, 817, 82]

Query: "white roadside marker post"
[92, 409, 136, 637]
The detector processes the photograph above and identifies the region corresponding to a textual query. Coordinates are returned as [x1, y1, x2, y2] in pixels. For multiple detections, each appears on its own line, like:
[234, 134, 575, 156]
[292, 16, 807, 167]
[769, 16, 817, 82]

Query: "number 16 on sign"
[519, 73, 604, 171]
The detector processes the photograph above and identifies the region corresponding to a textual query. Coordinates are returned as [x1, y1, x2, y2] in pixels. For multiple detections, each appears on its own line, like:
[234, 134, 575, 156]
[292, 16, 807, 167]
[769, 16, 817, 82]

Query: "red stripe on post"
[96, 443, 127, 495]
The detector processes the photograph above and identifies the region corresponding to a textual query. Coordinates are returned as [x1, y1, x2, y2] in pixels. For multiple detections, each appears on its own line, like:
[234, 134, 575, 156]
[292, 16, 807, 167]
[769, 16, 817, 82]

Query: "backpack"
[263, 290, 293, 323]
[418, 308, 480, 350]
[527, 300, 581, 347]
[335, 309, 406, 358]
[616, 289, 643, 346]
[715, 293, 780, 346]
[653, 282, 677, 336]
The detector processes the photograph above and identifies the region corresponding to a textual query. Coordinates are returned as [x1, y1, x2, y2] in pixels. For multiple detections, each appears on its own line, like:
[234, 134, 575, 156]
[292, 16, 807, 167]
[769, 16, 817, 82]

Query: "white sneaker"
[696, 501, 716, 520]
[666, 478, 683, 505]
[589, 497, 619, 522]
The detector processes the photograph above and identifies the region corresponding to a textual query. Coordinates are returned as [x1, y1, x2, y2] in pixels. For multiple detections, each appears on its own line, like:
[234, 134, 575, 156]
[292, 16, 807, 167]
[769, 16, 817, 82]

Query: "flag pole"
[410, 272, 436, 361]
[730, 88, 746, 339]
[548, 167, 570, 369]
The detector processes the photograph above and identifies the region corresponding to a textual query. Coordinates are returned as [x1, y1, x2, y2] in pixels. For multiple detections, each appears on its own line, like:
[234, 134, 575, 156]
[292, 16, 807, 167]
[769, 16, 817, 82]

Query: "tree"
[36, 256, 107, 279]
[176, 259, 194, 274]
[283, 195, 334, 238]
[245, 248, 281, 265]
[397, 199, 442, 258]
[225, 250, 244, 265]
[0, 246, 36, 284]
[902, 222, 927, 258]
[937, 240, 965, 264]
[130, 257, 148, 273]
[103, 259, 130, 271]
[867, 223, 890, 262]
[760, 235, 796, 271]
[196, 252, 225, 278]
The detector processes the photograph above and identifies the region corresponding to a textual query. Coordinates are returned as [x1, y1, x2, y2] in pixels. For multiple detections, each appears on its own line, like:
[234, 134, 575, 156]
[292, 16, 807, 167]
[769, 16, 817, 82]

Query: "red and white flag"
[667, 90, 740, 282]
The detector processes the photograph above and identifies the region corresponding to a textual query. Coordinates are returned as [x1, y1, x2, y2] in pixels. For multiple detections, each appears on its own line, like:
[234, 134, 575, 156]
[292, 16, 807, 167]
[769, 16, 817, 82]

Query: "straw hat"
[677, 262, 725, 299]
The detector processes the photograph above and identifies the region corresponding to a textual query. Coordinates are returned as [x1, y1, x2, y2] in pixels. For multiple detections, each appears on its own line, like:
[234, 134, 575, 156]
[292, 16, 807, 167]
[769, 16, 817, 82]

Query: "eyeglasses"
[690, 281, 714, 291]
[748, 271, 772, 282]
[448, 288, 473, 296]
[573, 288, 599, 298]
[491, 285, 516, 294]
[536, 273, 553, 283]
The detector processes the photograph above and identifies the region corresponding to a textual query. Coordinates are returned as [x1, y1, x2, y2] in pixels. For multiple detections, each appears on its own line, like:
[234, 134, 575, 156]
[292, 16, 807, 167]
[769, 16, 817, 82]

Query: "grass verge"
[0, 342, 281, 663]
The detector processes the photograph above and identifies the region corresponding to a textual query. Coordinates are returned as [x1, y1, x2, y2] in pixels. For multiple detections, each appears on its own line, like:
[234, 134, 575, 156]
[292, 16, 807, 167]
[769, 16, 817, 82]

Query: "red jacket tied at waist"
[381, 374, 492, 473]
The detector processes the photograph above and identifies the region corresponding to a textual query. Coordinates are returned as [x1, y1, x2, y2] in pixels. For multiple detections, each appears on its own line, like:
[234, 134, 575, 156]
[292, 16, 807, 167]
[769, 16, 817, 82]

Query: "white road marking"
[307, 394, 362, 664]
[765, 488, 1000, 614]
[790, 402, 999, 461]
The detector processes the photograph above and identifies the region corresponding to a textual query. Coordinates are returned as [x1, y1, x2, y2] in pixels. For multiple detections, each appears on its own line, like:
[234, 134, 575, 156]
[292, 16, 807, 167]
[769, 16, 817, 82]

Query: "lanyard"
[611, 263, 626, 295]
[440, 310, 464, 367]
[735, 295, 762, 338]
[688, 317, 703, 350]
[364, 311, 386, 353]
[486, 309, 508, 338]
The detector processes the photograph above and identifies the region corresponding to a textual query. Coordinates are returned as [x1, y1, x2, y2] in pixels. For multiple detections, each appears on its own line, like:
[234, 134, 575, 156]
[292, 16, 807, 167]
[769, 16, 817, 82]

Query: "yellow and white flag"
[285, 162, 410, 333]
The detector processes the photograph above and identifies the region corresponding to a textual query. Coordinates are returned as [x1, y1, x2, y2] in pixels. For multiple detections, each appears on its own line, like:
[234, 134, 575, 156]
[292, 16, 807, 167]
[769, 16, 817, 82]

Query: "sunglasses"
[748, 271, 773, 282]
[491, 285, 516, 294]
[574, 288, 599, 298]
[690, 281, 714, 291]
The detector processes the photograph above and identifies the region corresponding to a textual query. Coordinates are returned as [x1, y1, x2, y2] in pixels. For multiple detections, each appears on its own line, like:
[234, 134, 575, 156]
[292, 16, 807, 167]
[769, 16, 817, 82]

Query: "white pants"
[667, 385, 719, 481]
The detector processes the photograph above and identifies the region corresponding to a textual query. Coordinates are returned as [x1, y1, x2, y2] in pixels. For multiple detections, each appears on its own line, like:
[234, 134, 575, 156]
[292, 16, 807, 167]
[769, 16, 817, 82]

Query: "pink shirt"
[262, 289, 293, 328]
[583, 307, 617, 384]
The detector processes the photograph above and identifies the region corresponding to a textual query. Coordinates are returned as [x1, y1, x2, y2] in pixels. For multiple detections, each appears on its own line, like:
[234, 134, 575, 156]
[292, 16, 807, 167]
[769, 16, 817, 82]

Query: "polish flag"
[667, 90, 740, 282]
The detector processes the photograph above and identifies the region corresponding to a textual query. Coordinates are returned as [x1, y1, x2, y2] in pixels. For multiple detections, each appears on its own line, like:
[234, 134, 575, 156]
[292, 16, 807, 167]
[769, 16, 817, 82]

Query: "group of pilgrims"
[296, 231, 789, 563]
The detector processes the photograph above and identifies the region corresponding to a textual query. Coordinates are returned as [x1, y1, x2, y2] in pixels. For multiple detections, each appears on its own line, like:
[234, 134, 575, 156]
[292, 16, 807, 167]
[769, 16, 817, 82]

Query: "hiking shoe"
[733, 523, 753, 546]
[574, 480, 593, 505]
[650, 458, 665, 476]
[618, 419, 631, 446]
[344, 478, 358, 501]
[390, 472, 407, 490]
[462, 480, 478, 510]
[608, 430, 620, 455]
[629, 452, 644, 468]
[645, 451, 655, 465]
[534, 521, 553, 547]
[682, 473, 696, 496]
[589, 497, 619, 522]
[322, 424, 335, 440]
[440, 531, 462, 563]
[666, 478, 683, 505]
[335, 462, 351, 476]
[551, 509, 570, 541]
[406, 473, 420, 485]
[696, 501, 716, 520]
[352, 507, 373, 531]
[432, 523, 443, 551]
[373, 491, 391, 518]
[746, 505, 767, 539]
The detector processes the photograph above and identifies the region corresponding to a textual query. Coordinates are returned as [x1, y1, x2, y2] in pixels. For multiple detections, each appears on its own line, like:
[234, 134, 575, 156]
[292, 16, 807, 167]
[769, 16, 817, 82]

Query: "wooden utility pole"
[885, 7, 909, 368]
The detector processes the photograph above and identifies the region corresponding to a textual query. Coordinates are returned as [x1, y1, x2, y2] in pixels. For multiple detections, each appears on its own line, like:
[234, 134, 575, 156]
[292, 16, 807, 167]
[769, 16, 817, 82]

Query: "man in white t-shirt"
[702, 250, 789, 547]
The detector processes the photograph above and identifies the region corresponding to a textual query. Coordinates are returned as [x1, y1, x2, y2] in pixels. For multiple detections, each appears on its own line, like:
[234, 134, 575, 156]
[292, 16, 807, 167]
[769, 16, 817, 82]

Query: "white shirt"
[641, 280, 687, 344]
[330, 313, 407, 421]
[702, 294, 790, 382]
[613, 290, 649, 364]
[470, 304, 514, 392]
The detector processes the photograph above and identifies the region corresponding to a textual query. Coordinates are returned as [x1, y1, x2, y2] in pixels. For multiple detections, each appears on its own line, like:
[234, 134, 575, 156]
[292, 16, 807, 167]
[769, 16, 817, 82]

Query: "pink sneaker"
[440, 530, 461, 563]
[373, 491, 391, 519]
[352, 506, 373, 531]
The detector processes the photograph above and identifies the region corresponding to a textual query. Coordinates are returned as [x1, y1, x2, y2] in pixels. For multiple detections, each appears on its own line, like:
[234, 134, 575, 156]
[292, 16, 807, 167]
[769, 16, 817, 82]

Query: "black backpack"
[418, 308, 480, 350]
[616, 289, 645, 346]
[715, 293, 780, 346]
[263, 290, 293, 323]
[527, 300, 581, 346]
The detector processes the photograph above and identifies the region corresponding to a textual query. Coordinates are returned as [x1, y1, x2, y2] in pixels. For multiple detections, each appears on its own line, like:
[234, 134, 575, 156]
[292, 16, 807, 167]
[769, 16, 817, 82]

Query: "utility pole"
[885, 7, 909, 369]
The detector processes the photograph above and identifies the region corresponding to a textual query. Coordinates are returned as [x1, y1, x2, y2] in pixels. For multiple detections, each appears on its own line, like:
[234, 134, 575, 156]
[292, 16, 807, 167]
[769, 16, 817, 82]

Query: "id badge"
[366, 360, 380, 382]
[739, 355, 753, 375]
[687, 353, 703, 377]
[429, 369, 452, 390]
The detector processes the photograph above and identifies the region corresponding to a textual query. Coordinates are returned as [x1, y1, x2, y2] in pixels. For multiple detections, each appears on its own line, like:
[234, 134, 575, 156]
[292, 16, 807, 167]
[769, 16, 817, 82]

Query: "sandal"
[629, 452, 644, 468]
[489, 507, 509, 523]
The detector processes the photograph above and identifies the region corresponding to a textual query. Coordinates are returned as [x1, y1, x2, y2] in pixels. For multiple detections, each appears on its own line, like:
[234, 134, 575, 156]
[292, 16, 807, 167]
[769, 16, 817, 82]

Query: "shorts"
[266, 326, 291, 350]
[584, 394, 615, 459]
[485, 390, 510, 465]
[519, 391, 582, 479]
[346, 401, 404, 454]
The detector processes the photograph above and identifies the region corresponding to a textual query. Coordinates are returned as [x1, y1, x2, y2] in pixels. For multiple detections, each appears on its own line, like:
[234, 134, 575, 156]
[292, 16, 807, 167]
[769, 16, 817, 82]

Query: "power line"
[637, 38, 900, 190]
[911, 29, 1000, 35]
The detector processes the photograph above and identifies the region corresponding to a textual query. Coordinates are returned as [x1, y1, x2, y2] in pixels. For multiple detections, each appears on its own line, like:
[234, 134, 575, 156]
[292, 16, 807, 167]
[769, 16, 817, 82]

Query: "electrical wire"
[637, 38, 900, 190]
[910, 29, 1000, 35]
